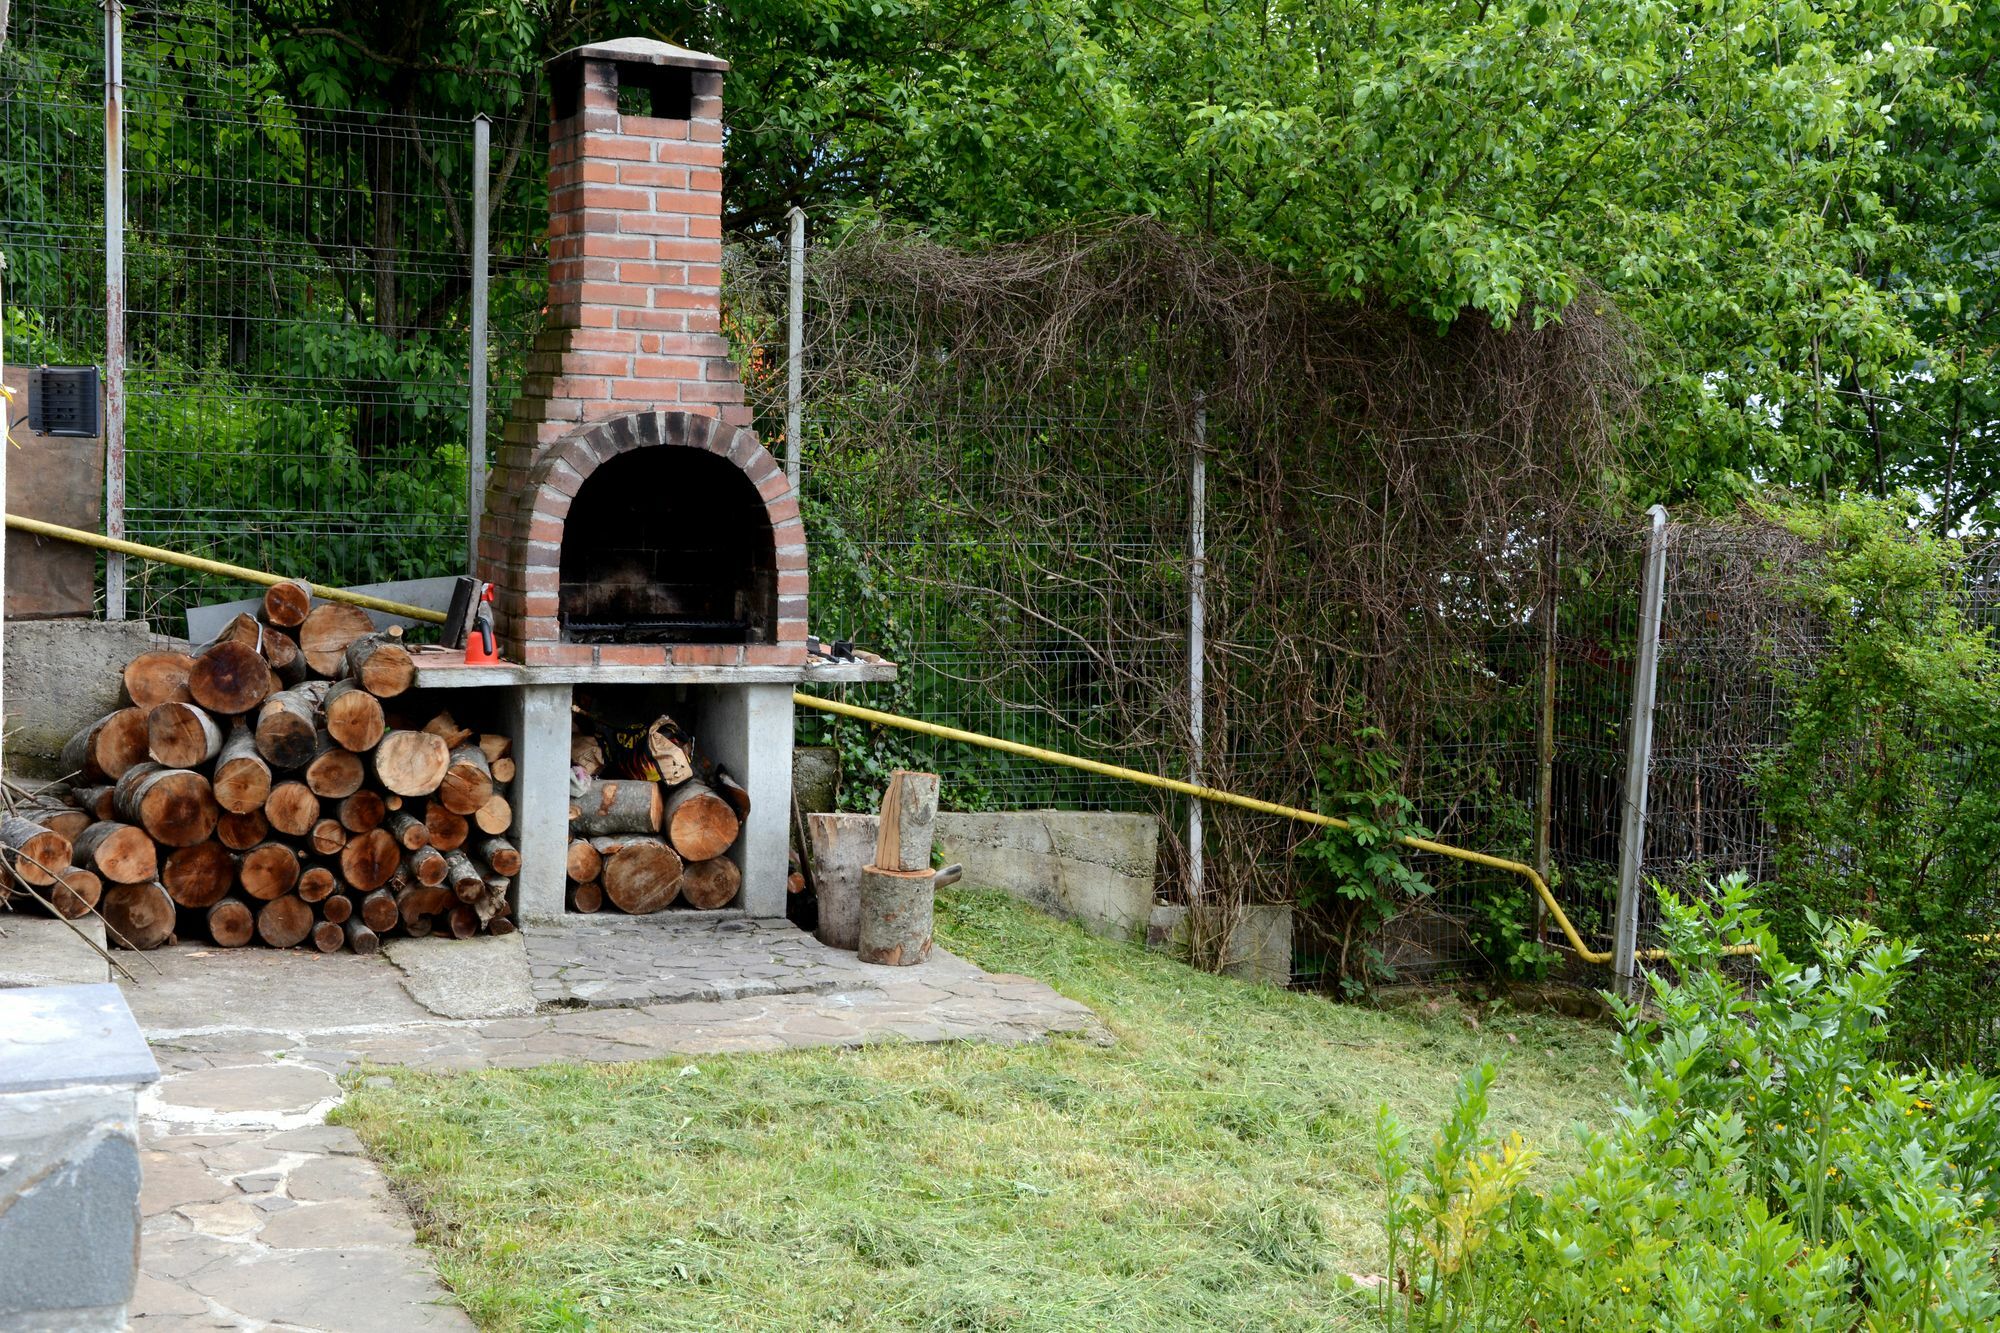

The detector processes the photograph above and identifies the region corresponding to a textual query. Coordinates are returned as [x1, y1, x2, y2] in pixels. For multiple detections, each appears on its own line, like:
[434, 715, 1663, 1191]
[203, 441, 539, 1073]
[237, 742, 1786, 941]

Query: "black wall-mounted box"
[27, 365, 102, 438]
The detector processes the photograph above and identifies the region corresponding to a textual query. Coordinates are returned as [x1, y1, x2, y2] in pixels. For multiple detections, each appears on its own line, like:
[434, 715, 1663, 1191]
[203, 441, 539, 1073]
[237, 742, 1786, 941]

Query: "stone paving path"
[123, 917, 1107, 1330]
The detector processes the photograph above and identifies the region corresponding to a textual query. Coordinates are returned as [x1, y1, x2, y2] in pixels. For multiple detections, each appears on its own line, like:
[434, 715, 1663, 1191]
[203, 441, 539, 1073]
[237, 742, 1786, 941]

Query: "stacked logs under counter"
[0, 580, 519, 951]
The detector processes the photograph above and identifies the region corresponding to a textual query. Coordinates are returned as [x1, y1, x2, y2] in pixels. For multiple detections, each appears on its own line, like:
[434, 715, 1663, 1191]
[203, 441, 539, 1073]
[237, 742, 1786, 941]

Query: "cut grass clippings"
[336, 890, 1616, 1331]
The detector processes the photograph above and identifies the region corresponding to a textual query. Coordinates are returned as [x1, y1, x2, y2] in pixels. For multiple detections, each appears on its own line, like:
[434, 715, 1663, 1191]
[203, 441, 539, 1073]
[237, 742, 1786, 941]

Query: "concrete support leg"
[506, 680, 573, 922]
[700, 683, 792, 918]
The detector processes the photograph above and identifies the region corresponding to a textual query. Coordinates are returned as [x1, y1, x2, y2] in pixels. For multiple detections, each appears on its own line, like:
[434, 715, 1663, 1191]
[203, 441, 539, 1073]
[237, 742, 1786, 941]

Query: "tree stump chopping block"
[857, 865, 937, 966]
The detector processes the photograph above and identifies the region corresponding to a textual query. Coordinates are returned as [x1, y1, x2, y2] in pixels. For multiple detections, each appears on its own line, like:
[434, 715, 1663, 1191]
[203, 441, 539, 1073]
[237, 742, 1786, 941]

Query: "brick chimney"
[478, 38, 805, 668]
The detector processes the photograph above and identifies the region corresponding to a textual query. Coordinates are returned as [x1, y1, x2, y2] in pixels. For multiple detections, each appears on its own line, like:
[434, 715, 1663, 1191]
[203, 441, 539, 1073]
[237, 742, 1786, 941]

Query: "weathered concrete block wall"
[934, 812, 1159, 943]
[1147, 903, 1296, 986]
[2, 619, 182, 778]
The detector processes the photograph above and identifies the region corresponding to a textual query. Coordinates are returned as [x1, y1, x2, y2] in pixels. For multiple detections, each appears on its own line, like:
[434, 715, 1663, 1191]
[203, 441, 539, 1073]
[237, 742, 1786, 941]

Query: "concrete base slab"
[0, 915, 110, 988]
[120, 944, 431, 1042]
[383, 932, 536, 1020]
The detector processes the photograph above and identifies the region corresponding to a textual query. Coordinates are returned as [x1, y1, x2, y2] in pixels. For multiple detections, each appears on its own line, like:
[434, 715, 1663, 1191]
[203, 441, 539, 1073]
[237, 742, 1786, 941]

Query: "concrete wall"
[2, 619, 180, 778]
[1147, 903, 1295, 986]
[934, 811, 1159, 943]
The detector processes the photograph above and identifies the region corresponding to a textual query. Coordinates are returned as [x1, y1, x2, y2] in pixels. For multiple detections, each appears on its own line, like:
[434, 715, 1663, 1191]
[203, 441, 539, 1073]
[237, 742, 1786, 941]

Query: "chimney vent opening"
[617, 63, 694, 120]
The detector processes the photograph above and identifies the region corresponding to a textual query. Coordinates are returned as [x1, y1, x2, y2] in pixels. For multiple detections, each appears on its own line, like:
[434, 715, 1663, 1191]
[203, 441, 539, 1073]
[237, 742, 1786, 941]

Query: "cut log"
[477, 733, 512, 763]
[715, 770, 752, 820]
[102, 881, 176, 950]
[423, 803, 469, 851]
[304, 736, 365, 799]
[216, 808, 270, 851]
[473, 793, 513, 837]
[48, 867, 103, 920]
[160, 840, 236, 909]
[207, 611, 266, 649]
[72, 821, 157, 885]
[679, 856, 743, 911]
[422, 710, 475, 748]
[189, 639, 275, 715]
[396, 884, 455, 928]
[488, 916, 518, 937]
[663, 782, 739, 863]
[263, 578, 314, 628]
[299, 602, 375, 677]
[567, 840, 603, 883]
[571, 780, 662, 837]
[321, 892, 353, 924]
[591, 836, 683, 914]
[113, 763, 219, 847]
[345, 632, 415, 698]
[213, 722, 273, 815]
[374, 731, 451, 797]
[339, 829, 401, 892]
[385, 811, 430, 851]
[123, 650, 196, 709]
[490, 756, 517, 785]
[343, 916, 381, 955]
[61, 708, 150, 782]
[20, 803, 90, 843]
[360, 888, 401, 933]
[857, 865, 937, 966]
[312, 919, 346, 953]
[261, 628, 308, 688]
[146, 702, 225, 769]
[256, 894, 315, 948]
[446, 904, 479, 939]
[403, 845, 449, 887]
[405, 914, 434, 939]
[337, 790, 387, 833]
[205, 898, 255, 947]
[308, 818, 348, 856]
[568, 880, 603, 913]
[321, 680, 386, 752]
[441, 850, 485, 902]
[475, 836, 521, 877]
[296, 865, 339, 903]
[237, 843, 301, 901]
[873, 771, 940, 874]
[264, 781, 320, 838]
[255, 684, 329, 770]
[73, 785, 118, 821]
[437, 746, 494, 816]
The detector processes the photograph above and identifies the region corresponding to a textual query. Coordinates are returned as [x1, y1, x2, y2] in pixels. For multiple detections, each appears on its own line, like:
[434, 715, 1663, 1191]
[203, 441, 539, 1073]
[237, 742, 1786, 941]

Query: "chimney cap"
[549, 37, 728, 73]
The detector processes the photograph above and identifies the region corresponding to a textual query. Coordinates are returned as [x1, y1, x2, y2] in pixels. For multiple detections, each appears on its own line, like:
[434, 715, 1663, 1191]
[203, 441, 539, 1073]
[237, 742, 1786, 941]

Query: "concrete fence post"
[1613, 504, 1670, 998]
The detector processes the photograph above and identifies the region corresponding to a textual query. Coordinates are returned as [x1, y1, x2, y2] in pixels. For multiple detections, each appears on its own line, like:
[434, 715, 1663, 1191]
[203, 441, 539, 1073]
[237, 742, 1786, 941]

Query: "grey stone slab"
[121, 944, 430, 1039]
[384, 931, 536, 1020]
[185, 1247, 472, 1329]
[0, 982, 157, 1093]
[0, 915, 109, 989]
[255, 1197, 414, 1250]
[0, 1130, 143, 1316]
[154, 1064, 338, 1117]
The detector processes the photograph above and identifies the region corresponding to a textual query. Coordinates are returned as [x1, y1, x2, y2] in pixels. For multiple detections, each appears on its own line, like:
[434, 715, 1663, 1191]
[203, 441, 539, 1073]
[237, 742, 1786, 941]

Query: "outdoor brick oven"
[426, 37, 889, 922]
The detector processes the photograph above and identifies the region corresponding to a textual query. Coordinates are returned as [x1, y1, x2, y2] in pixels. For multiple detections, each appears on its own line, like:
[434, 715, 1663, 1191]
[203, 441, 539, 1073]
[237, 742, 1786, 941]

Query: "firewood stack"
[0, 580, 520, 951]
[565, 710, 748, 914]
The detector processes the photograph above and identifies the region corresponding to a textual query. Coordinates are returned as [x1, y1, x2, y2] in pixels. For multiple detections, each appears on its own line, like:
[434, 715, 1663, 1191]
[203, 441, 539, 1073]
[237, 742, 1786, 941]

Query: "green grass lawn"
[337, 891, 1616, 1331]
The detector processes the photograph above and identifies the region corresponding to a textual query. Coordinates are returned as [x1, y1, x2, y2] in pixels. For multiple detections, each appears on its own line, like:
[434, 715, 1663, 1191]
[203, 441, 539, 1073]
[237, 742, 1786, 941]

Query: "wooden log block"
[205, 897, 255, 948]
[113, 763, 219, 848]
[48, 867, 103, 920]
[312, 919, 346, 953]
[566, 840, 602, 883]
[337, 790, 387, 833]
[296, 865, 339, 903]
[360, 887, 401, 933]
[715, 770, 752, 819]
[473, 793, 513, 836]
[146, 701, 225, 769]
[679, 856, 743, 911]
[207, 612, 266, 649]
[488, 916, 518, 936]
[345, 632, 416, 698]
[403, 844, 449, 887]
[446, 904, 479, 938]
[261, 628, 308, 688]
[19, 803, 89, 843]
[663, 782, 740, 863]
[189, 639, 275, 715]
[321, 680, 386, 752]
[385, 811, 430, 851]
[404, 914, 434, 939]
[590, 836, 683, 914]
[123, 650, 195, 709]
[423, 803, 469, 851]
[396, 884, 454, 928]
[422, 710, 474, 748]
[256, 894, 315, 948]
[61, 708, 150, 782]
[73, 821, 157, 885]
[475, 836, 521, 877]
[161, 840, 236, 909]
[570, 779, 662, 837]
[490, 756, 517, 785]
[299, 602, 375, 677]
[340, 829, 402, 892]
[213, 722, 273, 815]
[262, 578, 314, 628]
[308, 818, 348, 856]
[441, 850, 485, 902]
[343, 916, 381, 954]
[216, 808, 270, 851]
[436, 746, 494, 816]
[567, 879, 604, 913]
[321, 891, 353, 925]
[102, 880, 176, 950]
[304, 735, 365, 799]
[873, 771, 940, 874]
[477, 733, 512, 763]
[374, 731, 451, 797]
[255, 684, 329, 770]
[238, 843, 301, 901]
[264, 781, 320, 838]
[857, 865, 937, 966]
[73, 785, 118, 821]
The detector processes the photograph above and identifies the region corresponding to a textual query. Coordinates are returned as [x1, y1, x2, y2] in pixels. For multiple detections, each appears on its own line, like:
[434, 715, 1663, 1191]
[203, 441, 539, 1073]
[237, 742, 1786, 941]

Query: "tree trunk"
[299, 602, 375, 677]
[570, 779, 662, 836]
[446, 904, 479, 938]
[474, 793, 513, 836]
[374, 730, 451, 797]
[386, 810, 430, 850]
[20, 803, 90, 843]
[591, 836, 684, 914]
[264, 781, 320, 837]
[161, 840, 235, 908]
[321, 892, 352, 924]
[114, 763, 220, 847]
[337, 790, 386, 833]
[312, 919, 346, 953]
[679, 856, 742, 910]
[102, 880, 176, 949]
[297, 865, 339, 902]
[664, 781, 740, 862]
[437, 745, 494, 816]
[475, 836, 521, 876]
[48, 866, 103, 919]
[189, 640, 275, 715]
[123, 650, 195, 709]
[147, 702, 225, 769]
[0, 816, 71, 886]
[304, 735, 365, 799]
[216, 809, 270, 851]
[423, 802, 469, 850]
[262, 578, 314, 628]
[256, 684, 329, 770]
[343, 916, 381, 955]
[321, 679, 386, 752]
[72, 821, 157, 884]
[61, 708, 150, 782]
[568, 880, 603, 913]
[238, 843, 301, 901]
[567, 839, 602, 882]
[441, 849, 485, 902]
[490, 757, 516, 785]
[256, 894, 315, 948]
[308, 818, 348, 856]
[857, 865, 936, 966]
[361, 887, 401, 933]
[403, 844, 448, 887]
[345, 632, 416, 698]
[205, 897, 255, 947]
[213, 722, 273, 815]
[340, 829, 402, 892]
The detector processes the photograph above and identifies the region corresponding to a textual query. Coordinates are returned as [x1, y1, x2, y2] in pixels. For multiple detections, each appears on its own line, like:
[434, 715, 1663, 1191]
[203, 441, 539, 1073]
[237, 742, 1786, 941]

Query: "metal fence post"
[467, 114, 490, 575]
[1188, 401, 1208, 909]
[785, 205, 805, 491]
[103, 0, 126, 619]
[1614, 504, 1670, 997]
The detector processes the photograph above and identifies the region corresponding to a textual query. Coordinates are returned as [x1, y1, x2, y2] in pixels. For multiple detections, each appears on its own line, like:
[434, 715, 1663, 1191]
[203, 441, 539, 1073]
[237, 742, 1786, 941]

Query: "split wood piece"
[189, 638, 275, 716]
[473, 793, 513, 837]
[102, 880, 176, 950]
[299, 602, 375, 678]
[396, 884, 455, 929]
[312, 919, 346, 953]
[441, 850, 485, 902]
[19, 803, 89, 843]
[61, 709, 150, 783]
[123, 650, 196, 710]
[872, 771, 940, 874]
[423, 803, 469, 851]
[566, 840, 603, 883]
[205, 898, 255, 947]
[73, 822, 157, 885]
[48, 867, 103, 920]
[296, 866, 339, 903]
[73, 785, 118, 822]
[664, 782, 740, 863]
[360, 888, 401, 933]
[238, 843, 301, 901]
[146, 702, 225, 769]
[404, 915, 434, 939]
[857, 865, 937, 966]
[340, 829, 402, 892]
[590, 836, 684, 915]
[321, 680, 386, 752]
[476, 836, 521, 877]
[208, 612, 266, 649]
[568, 880, 603, 913]
[213, 723, 273, 815]
[343, 916, 381, 954]
[256, 894, 315, 948]
[308, 819, 348, 857]
[385, 811, 430, 851]
[321, 892, 353, 924]
[570, 779, 662, 837]
[161, 841, 235, 909]
[374, 730, 450, 798]
[446, 904, 479, 939]
[114, 763, 220, 848]
[403, 845, 449, 888]
[436, 746, 494, 816]
[345, 631, 416, 698]
[216, 809, 270, 852]
[715, 770, 752, 820]
[679, 855, 742, 911]
[255, 684, 330, 770]
[488, 917, 518, 937]
[422, 710, 475, 749]
[264, 782, 320, 838]
[304, 735, 365, 799]
[338, 790, 387, 833]
[261, 628, 307, 688]
[477, 733, 512, 764]
[490, 757, 516, 785]
[262, 578, 314, 628]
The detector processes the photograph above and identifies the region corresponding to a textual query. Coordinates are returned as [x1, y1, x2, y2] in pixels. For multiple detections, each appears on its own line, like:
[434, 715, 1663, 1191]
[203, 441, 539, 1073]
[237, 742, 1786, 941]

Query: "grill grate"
[562, 614, 752, 645]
